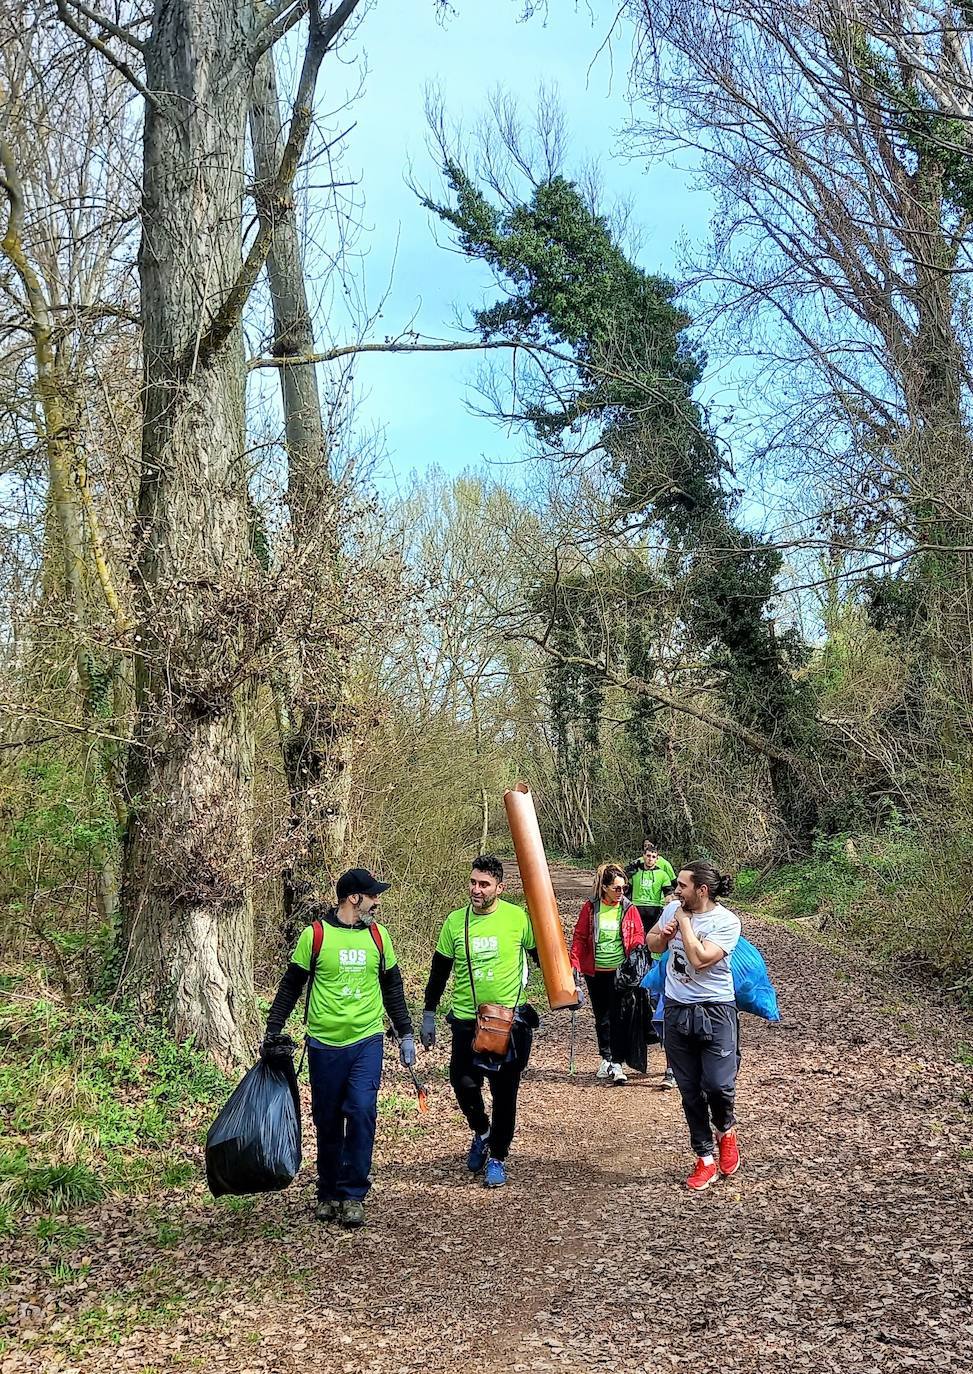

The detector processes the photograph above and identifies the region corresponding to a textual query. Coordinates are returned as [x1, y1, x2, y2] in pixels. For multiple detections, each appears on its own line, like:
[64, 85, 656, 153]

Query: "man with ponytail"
[647, 861, 742, 1191]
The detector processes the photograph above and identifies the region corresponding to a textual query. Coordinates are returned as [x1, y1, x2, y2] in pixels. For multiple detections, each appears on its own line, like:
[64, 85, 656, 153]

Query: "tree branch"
[61, 0, 146, 52]
[54, 0, 160, 111]
[517, 631, 810, 775]
[246, 332, 648, 387]
[248, 335, 536, 369]
[187, 0, 362, 371]
[253, 0, 312, 59]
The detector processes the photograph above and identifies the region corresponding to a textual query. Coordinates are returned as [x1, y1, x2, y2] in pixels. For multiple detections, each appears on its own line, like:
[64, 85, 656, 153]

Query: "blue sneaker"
[483, 1157, 507, 1189]
[467, 1133, 490, 1173]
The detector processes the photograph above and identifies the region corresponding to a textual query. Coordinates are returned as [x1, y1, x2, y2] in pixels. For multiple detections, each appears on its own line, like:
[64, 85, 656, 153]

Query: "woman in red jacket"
[570, 862, 645, 1083]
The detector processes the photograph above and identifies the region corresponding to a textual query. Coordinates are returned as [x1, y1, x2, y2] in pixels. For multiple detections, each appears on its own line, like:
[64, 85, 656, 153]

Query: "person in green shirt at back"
[262, 868, 414, 1230]
[419, 854, 538, 1191]
[626, 840, 677, 935]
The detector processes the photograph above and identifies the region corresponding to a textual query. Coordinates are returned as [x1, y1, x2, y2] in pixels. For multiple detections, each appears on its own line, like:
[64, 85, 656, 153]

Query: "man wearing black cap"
[262, 868, 414, 1228]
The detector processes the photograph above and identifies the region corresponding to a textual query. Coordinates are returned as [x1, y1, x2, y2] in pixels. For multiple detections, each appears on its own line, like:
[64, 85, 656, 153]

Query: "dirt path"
[5, 870, 973, 1373]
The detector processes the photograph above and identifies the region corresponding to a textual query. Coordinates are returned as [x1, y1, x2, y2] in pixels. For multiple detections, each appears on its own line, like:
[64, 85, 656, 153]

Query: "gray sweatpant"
[663, 1001, 738, 1158]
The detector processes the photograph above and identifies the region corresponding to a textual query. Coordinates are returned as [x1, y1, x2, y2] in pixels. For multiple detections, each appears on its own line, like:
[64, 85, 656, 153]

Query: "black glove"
[260, 1031, 296, 1062]
[420, 1010, 436, 1050]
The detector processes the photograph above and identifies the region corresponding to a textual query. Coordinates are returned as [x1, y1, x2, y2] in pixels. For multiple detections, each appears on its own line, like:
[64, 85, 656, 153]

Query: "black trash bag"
[614, 986, 653, 1074]
[614, 944, 653, 991]
[205, 1056, 302, 1197]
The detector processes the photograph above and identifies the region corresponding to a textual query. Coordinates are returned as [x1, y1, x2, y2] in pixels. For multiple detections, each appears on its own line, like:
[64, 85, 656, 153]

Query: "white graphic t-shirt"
[662, 900, 741, 1005]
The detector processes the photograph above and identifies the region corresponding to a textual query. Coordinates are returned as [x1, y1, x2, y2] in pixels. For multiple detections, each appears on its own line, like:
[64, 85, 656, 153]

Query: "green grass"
[734, 835, 862, 921]
[34, 1215, 90, 1249]
[740, 827, 973, 994]
[0, 1153, 104, 1210]
[60, 1300, 181, 1358]
[0, 986, 232, 1213]
[215, 1194, 255, 1215]
[377, 1089, 415, 1116]
[160, 1159, 196, 1188]
[153, 1218, 182, 1249]
[46, 1268, 232, 1360]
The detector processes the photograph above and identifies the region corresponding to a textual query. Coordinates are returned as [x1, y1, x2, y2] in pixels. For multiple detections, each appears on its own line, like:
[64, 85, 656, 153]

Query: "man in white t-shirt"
[648, 861, 742, 1192]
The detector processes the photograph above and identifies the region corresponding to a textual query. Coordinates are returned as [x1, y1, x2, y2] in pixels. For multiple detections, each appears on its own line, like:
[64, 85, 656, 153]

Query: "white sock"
[701, 1154, 715, 1165]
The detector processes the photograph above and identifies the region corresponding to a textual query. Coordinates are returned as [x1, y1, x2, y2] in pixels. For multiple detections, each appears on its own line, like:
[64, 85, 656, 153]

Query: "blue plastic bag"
[730, 936, 780, 1021]
[640, 938, 780, 1021]
[641, 955, 667, 999]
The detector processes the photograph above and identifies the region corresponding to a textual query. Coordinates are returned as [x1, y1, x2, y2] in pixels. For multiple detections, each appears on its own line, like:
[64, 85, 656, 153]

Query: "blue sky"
[306, 2, 714, 492]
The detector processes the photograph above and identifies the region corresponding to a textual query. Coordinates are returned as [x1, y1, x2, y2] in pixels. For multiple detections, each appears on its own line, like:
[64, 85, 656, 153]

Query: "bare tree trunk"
[250, 43, 352, 931]
[119, 1, 259, 1065]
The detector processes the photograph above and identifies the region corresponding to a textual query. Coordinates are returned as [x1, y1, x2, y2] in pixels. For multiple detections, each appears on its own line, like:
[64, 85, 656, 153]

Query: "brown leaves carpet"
[4, 868, 973, 1373]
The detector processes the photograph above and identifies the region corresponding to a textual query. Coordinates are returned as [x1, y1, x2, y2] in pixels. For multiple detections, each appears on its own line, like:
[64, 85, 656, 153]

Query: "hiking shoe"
[686, 1158, 720, 1192]
[717, 1128, 740, 1177]
[339, 1199, 366, 1228]
[467, 1132, 490, 1173]
[596, 1058, 613, 1080]
[659, 1069, 676, 1091]
[608, 1062, 627, 1084]
[314, 1199, 340, 1223]
[484, 1158, 507, 1188]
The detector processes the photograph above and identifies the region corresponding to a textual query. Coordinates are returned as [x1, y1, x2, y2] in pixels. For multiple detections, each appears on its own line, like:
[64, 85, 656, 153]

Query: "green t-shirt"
[594, 901, 625, 969]
[292, 920, 396, 1047]
[631, 857, 676, 907]
[435, 900, 536, 1020]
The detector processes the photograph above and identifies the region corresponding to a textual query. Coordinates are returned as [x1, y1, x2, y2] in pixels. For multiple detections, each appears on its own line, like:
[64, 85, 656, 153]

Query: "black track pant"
[663, 1000, 738, 1158]
[636, 904, 663, 935]
[583, 970, 626, 1063]
[448, 1018, 532, 1162]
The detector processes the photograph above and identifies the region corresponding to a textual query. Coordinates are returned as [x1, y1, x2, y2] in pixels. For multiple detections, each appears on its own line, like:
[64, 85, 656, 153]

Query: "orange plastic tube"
[503, 782, 579, 1010]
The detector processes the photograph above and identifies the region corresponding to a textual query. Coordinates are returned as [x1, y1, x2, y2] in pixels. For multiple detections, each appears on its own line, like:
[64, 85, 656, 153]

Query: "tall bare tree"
[626, 0, 973, 745]
[0, 16, 137, 925]
[51, 0, 362, 1062]
[249, 38, 353, 932]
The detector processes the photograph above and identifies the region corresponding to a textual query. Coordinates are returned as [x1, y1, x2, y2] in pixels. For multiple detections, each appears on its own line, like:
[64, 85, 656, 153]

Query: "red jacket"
[570, 898, 644, 977]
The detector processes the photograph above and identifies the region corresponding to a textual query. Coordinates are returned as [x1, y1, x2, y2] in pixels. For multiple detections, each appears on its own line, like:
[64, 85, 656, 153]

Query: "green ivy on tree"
[425, 154, 819, 844]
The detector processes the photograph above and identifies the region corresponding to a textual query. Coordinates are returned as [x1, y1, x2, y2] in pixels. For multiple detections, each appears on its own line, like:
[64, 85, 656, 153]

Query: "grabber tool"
[387, 1027, 429, 1113]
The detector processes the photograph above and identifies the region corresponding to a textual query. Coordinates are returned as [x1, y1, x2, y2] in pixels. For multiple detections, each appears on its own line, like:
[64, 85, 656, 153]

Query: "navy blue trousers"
[307, 1032, 384, 1201]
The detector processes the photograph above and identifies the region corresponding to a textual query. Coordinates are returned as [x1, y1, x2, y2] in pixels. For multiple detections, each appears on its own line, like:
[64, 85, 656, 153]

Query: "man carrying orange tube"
[420, 854, 538, 1190]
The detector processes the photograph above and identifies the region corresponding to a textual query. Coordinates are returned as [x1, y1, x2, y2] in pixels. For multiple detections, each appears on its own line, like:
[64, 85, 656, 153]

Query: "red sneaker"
[686, 1157, 720, 1191]
[717, 1128, 740, 1177]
